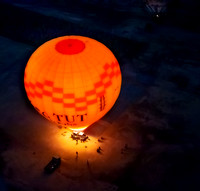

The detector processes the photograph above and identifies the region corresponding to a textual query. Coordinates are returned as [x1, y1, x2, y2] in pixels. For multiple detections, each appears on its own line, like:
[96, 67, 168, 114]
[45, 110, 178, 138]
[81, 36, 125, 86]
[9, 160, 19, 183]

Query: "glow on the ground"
[54, 129, 99, 159]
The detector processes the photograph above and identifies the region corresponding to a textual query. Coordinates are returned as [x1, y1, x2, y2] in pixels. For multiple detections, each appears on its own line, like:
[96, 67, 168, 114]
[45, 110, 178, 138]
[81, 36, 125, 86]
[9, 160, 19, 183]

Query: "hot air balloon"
[144, 0, 168, 18]
[24, 36, 122, 131]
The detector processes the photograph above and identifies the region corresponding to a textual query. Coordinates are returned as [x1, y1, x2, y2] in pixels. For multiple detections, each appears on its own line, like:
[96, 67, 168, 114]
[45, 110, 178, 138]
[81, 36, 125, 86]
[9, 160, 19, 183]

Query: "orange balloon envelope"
[24, 36, 122, 131]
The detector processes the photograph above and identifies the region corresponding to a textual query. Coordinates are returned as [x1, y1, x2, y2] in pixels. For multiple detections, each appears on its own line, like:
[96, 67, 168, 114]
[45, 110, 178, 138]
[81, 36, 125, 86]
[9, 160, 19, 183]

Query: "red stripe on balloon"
[25, 60, 120, 113]
[87, 99, 97, 105]
[111, 62, 116, 69]
[75, 97, 86, 103]
[53, 87, 63, 93]
[29, 82, 35, 89]
[109, 71, 115, 79]
[85, 89, 96, 96]
[43, 90, 52, 97]
[44, 80, 54, 87]
[35, 91, 42, 98]
[27, 92, 35, 98]
[52, 97, 63, 103]
[76, 106, 87, 111]
[104, 63, 110, 70]
[104, 81, 112, 88]
[24, 82, 29, 88]
[94, 81, 103, 89]
[64, 103, 75, 108]
[36, 82, 43, 89]
[116, 70, 121, 76]
[100, 72, 107, 80]
[97, 90, 105, 97]
[63, 94, 75, 99]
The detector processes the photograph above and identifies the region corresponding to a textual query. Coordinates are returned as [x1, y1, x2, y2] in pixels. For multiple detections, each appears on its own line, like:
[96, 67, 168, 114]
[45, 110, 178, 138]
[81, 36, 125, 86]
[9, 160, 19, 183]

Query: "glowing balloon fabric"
[24, 36, 122, 131]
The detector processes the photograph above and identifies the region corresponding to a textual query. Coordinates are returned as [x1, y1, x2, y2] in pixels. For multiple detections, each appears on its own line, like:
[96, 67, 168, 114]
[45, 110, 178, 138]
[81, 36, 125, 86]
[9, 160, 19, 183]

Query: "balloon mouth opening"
[68, 126, 88, 132]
